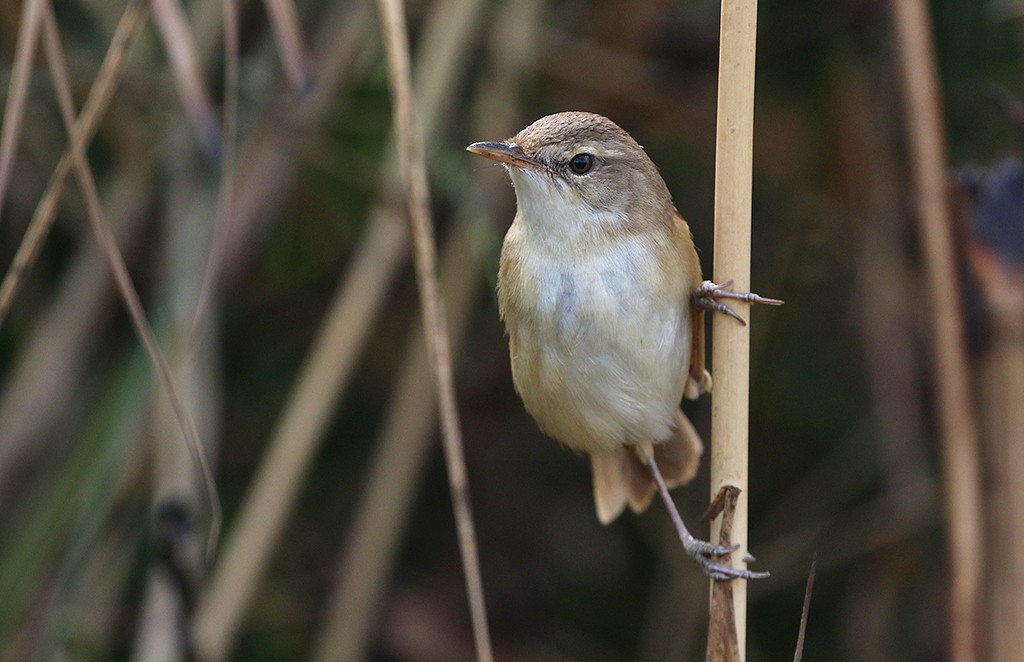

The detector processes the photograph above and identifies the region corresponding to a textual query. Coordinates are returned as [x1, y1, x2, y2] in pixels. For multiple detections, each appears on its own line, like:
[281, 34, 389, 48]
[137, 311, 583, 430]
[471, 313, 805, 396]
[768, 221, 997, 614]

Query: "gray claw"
[693, 280, 784, 326]
[706, 563, 771, 581]
[682, 535, 769, 581]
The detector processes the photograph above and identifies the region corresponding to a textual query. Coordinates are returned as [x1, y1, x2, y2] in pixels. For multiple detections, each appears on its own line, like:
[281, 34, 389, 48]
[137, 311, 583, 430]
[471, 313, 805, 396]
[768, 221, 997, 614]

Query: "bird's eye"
[569, 153, 594, 174]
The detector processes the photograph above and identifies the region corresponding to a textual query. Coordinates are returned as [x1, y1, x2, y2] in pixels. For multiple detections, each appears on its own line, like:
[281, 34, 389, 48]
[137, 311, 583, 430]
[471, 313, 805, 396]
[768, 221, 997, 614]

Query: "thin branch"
[40, 0, 220, 558]
[312, 0, 501, 654]
[793, 554, 816, 662]
[373, 0, 493, 660]
[0, 0, 45, 229]
[151, 0, 221, 158]
[261, 0, 314, 94]
[890, 2, 983, 660]
[0, 0, 151, 328]
[186, 0, 240, 348]
[709, 0, 759, 657]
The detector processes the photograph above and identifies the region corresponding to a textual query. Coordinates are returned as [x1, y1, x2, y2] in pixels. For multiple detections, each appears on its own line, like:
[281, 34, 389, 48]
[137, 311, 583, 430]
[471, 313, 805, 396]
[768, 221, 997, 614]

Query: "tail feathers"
[590, 409, 704, 525]
[655, 409, 703, 488]
[590, 444, 656, 525]
[591, 447, 631, 525]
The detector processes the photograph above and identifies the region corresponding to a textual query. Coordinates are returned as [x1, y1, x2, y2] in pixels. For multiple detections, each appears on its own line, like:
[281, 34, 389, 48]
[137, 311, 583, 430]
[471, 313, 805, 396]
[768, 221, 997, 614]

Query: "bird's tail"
[590, 409, 703, 525]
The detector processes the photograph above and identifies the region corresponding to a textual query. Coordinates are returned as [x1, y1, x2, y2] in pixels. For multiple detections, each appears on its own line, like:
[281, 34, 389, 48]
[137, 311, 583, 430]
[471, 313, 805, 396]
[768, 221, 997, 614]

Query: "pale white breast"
[499, 199, 691, 453]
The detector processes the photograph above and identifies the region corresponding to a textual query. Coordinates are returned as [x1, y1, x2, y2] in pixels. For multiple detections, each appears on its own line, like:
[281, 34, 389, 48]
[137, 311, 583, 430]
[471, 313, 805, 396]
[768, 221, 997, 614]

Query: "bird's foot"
[640, 445, 769, 581]
[681, 535, 770, 581]
[693, 280, 784, 326]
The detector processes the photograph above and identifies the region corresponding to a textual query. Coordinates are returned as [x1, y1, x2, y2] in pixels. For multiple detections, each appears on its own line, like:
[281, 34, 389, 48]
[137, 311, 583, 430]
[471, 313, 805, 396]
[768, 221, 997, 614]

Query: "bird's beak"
[466, 141, 540, 169]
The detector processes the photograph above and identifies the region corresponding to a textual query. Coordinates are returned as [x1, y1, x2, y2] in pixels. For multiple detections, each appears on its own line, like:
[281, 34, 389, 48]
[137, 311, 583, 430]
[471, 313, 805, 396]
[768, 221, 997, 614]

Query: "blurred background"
[1, 0, 1022, 660]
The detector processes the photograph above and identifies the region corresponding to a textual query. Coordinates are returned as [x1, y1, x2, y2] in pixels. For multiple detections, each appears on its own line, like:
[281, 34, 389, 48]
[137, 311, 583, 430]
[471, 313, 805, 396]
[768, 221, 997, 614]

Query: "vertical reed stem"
[890, 2, 982, 659]
[710, 0, 758, 657]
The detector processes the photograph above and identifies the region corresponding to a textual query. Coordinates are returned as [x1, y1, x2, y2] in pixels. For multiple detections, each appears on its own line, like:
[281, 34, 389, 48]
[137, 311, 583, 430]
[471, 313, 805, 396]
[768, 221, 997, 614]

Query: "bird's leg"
[635, 443, 769, 581]
[693, 280, 783, 326]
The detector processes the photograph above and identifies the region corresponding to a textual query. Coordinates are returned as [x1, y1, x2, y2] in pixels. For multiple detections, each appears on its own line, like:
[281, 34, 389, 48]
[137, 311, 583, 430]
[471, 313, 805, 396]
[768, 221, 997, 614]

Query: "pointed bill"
[466, 141, 540, 169]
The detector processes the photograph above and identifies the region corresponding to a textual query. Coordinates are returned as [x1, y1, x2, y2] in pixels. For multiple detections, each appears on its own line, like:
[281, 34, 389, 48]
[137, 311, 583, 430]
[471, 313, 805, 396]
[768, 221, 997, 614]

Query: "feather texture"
[479, 112, 709, 523]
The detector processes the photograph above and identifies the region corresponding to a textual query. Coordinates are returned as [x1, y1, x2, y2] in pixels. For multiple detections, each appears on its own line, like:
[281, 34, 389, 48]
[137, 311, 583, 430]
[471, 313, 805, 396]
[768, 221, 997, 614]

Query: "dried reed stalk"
[708, 0, 759, 658]
[192, 0, 370, 304]
[373, 0, 493, 659]
[0, 147, 151, 485]
[262, 0, 313, 93]
[39, 0, 221, 556]
[193, 0, 481, 656]
[0, 0, 44, 228]
[151, 0, 220, 156]
[792, 554, 816, 662]
[191, 16, 376, 660]
[311, 228, 482, 662]
[186, 0, 239, 347]
[960, 180, 1024, 658]
[192, 207, 408, 661]
[976, 268, 1024, 661]
[707, 487, 743, 661]
[890, 2, 983, 660]
[309, 3, 535, 653]
[0, 0, 150, 327]
[132, 132, 222, 661]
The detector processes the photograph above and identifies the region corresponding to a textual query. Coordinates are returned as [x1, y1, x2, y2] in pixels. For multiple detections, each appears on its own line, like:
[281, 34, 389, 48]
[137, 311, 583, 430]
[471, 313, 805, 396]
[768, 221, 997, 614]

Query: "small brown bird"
[468, 112, 779, 580]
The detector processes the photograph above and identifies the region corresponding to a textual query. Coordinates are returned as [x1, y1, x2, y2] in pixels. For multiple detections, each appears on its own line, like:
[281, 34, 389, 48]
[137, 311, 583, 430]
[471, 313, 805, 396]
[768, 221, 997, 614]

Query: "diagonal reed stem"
[0, 0, 151, 328]
[40, 0, 220, 558]
[261, 0, 313, 93]
[151, 0, 221, 158]
[373, 0, 493, 660]
[195, 0, 492, 656]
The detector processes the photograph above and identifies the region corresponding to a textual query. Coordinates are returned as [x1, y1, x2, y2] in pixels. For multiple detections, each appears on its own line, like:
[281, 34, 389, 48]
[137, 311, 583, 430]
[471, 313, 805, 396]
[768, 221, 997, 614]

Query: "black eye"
[569, 153, 594, 174]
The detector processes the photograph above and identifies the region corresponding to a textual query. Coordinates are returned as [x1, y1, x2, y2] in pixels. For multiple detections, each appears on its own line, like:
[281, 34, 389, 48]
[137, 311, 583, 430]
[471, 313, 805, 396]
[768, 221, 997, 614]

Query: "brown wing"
[685, 306, 713, 399]
[671, 208, 712, 400]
